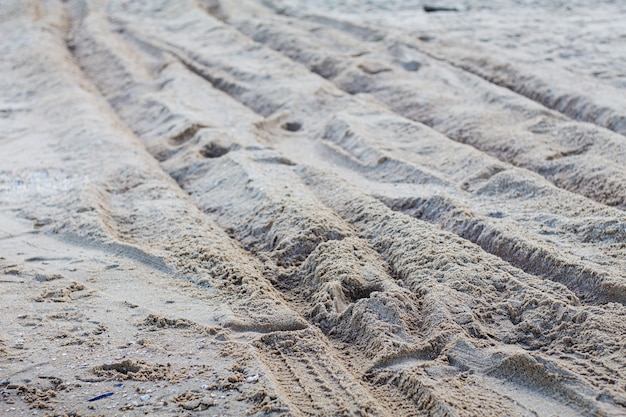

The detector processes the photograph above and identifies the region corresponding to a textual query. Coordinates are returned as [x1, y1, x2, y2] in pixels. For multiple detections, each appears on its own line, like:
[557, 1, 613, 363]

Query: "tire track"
[0, 5, 320, 414]
[315, 114, 626, 304]
[172, 8, 626, 303]
[61, 0, 626, 415]
[4, 0, 314, 336]
[254, 329, 390, 416]
[143, 13, 626, 293]
[415, 40, 626, 137]
[301, 167, 626, 416]
[252, 0, 626, 137]
[63, 2, 425, 414]
[61, 2, 490, 411]
[68, 0, 626, 304]
[171, 144, 441, 413]
[229, 11, 626, 211]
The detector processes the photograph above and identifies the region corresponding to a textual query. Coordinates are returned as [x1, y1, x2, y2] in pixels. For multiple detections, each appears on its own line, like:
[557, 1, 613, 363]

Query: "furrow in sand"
[228, 10, 626, 211]
[413, 37, 626, 138]
[0, 5, 330, 415]
[2, 0, 318, 335]
[65, 7, 431, 413]
[75, 0, 626, 305]
[301, 168, 626, 416]
[316, 115, 626, 304]
[61, 2, 426, 415]
[64, 2, 626, 415]
[315, 112, 626, 304]
[246, 0, 626, 137]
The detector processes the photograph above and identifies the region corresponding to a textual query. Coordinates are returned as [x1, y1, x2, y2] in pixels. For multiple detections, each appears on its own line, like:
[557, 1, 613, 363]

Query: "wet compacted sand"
[1, 0, 626, 416]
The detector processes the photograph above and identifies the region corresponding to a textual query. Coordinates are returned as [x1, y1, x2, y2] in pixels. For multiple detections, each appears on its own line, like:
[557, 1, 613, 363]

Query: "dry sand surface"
[1, 0, 626, 416]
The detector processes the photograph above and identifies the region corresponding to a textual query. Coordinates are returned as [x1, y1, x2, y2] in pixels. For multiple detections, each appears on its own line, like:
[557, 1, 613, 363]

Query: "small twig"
[423, 5, 459, 12]
[87, 392, 114, 402]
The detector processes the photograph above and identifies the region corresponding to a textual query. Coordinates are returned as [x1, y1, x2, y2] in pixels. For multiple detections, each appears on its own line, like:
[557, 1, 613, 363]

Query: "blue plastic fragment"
[87, 392, 114, 402]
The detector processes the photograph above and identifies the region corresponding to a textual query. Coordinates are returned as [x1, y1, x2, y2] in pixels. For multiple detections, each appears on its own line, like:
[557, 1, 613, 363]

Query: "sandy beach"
[1, 0, 626, 415]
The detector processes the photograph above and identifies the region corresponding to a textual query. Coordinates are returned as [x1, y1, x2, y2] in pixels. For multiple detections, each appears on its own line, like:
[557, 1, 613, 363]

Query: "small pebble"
[140, 394, 150, 401]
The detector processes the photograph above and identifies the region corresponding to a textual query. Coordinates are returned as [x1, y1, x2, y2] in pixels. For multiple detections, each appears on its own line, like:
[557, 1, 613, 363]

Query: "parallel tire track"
[230, 12, 626, 211]
[54, 1, 626, 416]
